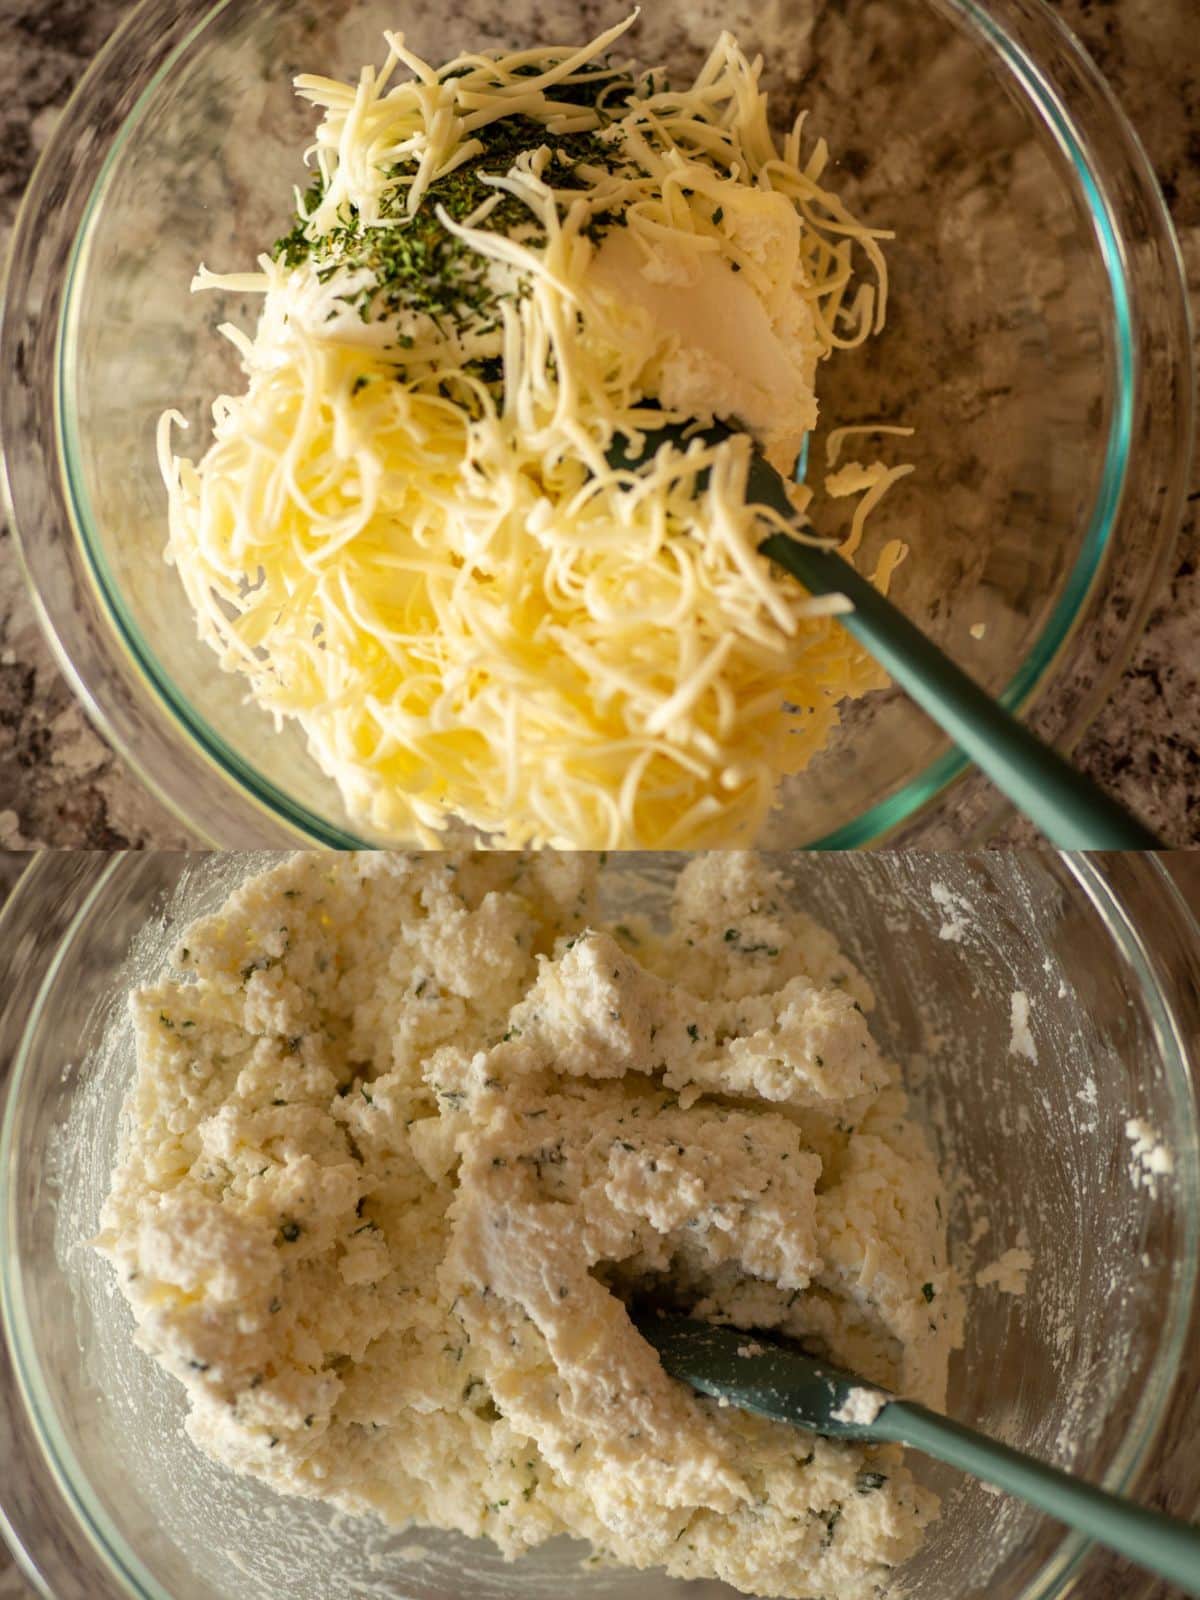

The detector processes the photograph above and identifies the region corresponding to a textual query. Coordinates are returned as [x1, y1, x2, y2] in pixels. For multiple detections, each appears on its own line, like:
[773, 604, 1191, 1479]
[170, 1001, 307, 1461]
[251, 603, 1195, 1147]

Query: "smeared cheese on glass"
[159, 16, 905, 848]
[97, 852, 963, 1600]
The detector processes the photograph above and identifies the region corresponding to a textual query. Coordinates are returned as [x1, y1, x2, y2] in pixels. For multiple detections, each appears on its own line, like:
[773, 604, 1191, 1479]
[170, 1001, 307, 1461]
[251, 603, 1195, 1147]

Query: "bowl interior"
[58, 0, 1127, 846]
[2, 852, 1195, 1600]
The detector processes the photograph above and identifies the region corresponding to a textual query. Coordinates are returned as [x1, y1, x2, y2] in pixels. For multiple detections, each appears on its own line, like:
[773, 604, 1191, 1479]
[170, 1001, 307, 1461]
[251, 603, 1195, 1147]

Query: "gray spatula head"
[632, 1310, 894, 1440]
[634, 1309, 1200, 1597]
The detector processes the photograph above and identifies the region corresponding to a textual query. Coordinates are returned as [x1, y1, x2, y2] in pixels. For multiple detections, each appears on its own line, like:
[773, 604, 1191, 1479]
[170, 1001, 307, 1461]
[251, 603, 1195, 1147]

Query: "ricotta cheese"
[97, 853, 962, 1599]
[1008, 990, 1037, 1065]
[1125, 1117, 1174, 1192]
[974, 1248, 1034, 1297]
[831, 1387, 888, 1427]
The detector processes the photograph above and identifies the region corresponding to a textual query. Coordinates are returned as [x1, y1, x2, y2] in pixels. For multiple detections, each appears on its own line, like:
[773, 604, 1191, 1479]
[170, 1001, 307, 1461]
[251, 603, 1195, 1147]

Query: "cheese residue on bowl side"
[159, 16, 906, 847]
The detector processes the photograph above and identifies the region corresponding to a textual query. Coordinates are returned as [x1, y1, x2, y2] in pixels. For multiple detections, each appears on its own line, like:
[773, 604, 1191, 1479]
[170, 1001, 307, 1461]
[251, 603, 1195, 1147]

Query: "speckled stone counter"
[1, 0, 1197, 847]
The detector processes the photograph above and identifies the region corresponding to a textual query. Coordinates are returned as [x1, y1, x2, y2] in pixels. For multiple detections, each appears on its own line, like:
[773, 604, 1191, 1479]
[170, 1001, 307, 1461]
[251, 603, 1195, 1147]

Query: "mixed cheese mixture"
[159, 17, 909, 850]
[98, 853, 962, 1600]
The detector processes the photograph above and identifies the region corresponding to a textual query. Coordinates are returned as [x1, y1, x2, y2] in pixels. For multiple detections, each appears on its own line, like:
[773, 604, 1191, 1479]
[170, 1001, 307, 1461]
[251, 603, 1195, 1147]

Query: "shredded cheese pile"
[159, 13, 906, 848]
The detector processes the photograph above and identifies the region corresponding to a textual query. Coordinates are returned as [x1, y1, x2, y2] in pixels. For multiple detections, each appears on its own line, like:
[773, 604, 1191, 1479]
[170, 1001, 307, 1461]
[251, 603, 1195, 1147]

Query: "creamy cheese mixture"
[160, 18, 910, 850]
[98, 854, 962, 1599]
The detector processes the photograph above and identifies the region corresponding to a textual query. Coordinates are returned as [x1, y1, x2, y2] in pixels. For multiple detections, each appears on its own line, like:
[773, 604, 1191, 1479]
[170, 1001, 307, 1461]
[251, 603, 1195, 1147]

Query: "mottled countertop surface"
[0, 0, 1197, 848]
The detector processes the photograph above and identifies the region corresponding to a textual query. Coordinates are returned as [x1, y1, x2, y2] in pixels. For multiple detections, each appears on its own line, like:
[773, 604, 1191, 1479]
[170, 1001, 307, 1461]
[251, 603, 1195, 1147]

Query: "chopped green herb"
[272, 109, 629, 347]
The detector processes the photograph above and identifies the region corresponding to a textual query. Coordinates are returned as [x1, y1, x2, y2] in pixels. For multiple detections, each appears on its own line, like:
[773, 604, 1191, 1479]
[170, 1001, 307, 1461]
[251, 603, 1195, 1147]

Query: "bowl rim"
[1, 0, 1192, 848]
[1, 851, 1199, 1600]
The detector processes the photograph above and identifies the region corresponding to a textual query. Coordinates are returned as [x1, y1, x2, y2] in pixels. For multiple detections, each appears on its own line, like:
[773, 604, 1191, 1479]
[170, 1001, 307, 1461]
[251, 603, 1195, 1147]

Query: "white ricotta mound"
[97, 853, 964, 1600]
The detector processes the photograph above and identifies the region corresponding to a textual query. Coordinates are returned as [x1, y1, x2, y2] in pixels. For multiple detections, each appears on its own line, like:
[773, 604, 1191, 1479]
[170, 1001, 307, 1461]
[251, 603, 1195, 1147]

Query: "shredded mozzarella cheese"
[159, 17, 908, 847]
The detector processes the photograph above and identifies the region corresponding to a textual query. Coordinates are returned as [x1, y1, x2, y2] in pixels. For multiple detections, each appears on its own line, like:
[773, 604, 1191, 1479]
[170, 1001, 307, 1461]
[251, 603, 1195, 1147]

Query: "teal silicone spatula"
[634, 1312, 1200, 1596]
[606, 418, 1163, 849]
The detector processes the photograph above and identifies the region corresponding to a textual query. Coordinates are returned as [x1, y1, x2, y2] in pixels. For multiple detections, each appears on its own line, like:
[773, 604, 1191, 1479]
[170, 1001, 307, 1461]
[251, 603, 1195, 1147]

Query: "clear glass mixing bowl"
[0, 0, 1192, 847]
[1, 851, 1198, 1600]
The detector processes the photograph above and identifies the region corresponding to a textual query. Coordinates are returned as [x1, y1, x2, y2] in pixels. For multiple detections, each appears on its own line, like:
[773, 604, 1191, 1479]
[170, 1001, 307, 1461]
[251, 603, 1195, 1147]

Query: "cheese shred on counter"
[159, 14, 904, 848]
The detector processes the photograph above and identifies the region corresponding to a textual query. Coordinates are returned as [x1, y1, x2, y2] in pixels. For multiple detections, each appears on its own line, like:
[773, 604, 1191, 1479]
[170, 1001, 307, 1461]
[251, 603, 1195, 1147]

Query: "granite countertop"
[0, 0, 1197, 847]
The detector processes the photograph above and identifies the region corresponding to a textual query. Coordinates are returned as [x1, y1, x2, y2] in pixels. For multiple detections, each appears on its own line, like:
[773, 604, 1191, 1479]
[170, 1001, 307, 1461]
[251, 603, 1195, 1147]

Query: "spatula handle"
[877, 1401, 1200, 1595]
[757, 529, 1161, 849]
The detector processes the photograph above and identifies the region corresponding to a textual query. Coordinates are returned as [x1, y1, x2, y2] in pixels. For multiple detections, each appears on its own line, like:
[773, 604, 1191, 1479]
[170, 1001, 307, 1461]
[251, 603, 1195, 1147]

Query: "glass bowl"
[0, 0, 1193, 848]
[2, 850, 1199, 1600]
